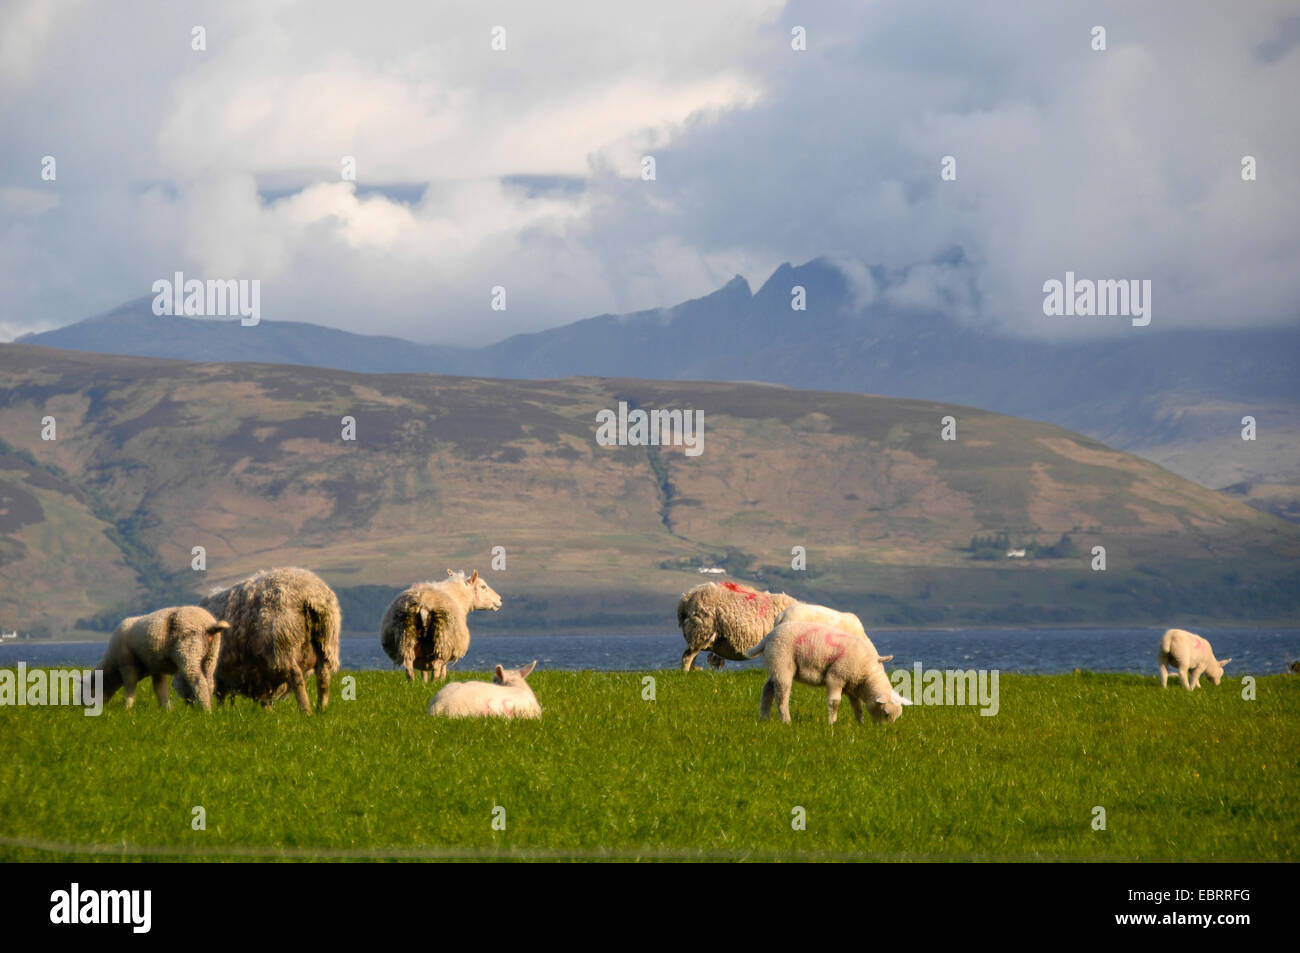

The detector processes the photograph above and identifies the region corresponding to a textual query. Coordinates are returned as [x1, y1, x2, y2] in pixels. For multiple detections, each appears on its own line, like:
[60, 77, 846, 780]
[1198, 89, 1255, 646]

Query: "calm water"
[3, 627, 1299, 675]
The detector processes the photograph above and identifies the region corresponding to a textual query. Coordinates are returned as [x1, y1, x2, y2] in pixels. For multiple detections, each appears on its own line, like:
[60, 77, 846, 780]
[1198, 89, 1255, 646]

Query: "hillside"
[1, 344, 1297, 636]
[19, 259, 1300, 523]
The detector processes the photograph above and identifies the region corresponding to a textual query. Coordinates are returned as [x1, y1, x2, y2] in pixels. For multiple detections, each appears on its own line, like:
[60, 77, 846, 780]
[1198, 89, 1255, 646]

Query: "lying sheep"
[1159, 628, 1232, 690]
[89, 606, 227, 711]
[199, 567, 341, 713]
[428, 661, 541, 719]
[380, 570, 502, 682]
[677, 580, 798, 671]
[745, 621, 910, 725]
[775, 602, 869, 639]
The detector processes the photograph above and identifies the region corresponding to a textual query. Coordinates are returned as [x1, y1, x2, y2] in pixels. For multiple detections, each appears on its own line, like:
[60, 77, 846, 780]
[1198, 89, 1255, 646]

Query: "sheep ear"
[877, 654, 894, 663]
[469, 570, 479, 584]
[520, 660, 537, 678]
[446, 568, 456, 576]
[891, 689, 913, 706]
[494, 664, 505, 679]
[874, 695, 889, 707]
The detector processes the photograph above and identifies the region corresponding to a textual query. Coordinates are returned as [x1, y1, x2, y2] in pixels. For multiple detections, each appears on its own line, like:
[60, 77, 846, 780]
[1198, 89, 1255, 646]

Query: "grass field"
[1, 669, 1295, 861]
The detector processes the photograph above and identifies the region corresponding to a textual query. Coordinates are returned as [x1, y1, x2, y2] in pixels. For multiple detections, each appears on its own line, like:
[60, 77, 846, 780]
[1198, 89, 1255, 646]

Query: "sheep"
[380, 570, 502, 683]
[428, 661, 541, 719]
[199, 567, 341, 713]
[88, 606, 227, 711]
[774, 602, 869, 639]
[677, 580, 798, 671]
[1159, 628, 1232, 690]
[745, 620, 911, 725]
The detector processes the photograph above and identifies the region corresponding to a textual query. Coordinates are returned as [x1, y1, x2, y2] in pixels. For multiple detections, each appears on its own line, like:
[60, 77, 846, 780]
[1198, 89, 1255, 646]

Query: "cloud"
[0, 0, 1296, 345]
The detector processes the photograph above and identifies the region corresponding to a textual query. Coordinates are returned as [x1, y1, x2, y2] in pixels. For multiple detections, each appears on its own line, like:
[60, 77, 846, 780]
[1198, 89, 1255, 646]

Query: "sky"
[1, 0, 1297, 346]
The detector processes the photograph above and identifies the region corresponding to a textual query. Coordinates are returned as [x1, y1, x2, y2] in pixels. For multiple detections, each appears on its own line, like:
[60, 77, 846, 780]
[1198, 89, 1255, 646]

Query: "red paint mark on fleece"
[721, 581, 758, 600]
[793, 627, 847, 668]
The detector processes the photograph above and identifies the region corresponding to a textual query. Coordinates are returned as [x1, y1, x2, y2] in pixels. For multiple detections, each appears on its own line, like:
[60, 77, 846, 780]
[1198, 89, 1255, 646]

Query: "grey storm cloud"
[0, 0, 1296, 345]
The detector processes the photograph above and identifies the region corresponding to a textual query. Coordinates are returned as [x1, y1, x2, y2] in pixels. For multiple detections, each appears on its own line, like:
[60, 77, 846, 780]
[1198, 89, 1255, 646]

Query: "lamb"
[198, 567, 341, 712]
[428, 661, 541, 719]
[774, 602, 869, 639]
[380, 570, 502, 682]
[88, 606, 227, 711]
[1159, 628, 1232, 690]
[677, 580, 798, 671]
[745, 620, 911, 725]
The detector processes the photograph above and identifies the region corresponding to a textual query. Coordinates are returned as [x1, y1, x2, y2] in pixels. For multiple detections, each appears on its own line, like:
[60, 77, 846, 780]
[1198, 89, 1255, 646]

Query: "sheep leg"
[826, 681, 843, 725]
[120, 658, 140, 710]
[707, 652, 726, 670]
[400, 640, 416, 681]
[153, 674, 171, 710]
[680, 647, 701, 671]
[1178, 666, 1192, 691]
[775, 679, 793, 724]
[315, 657, 332, 711]
[759, 678, 775, 720]
[287, 663, 312, 713]
[848, 694, 865, 724]
[1159, 663, 1169, 688]
[422, 670, 431, 683]
[1190, 665, 1204, 690]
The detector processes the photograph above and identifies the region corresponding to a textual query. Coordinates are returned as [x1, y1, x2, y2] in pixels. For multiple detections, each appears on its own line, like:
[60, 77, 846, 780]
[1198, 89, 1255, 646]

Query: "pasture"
[0, 669, 1294, 861]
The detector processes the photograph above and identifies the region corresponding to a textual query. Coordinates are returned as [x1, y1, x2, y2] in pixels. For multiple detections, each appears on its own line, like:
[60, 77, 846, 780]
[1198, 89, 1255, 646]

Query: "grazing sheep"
[380, 570, 502, 683]
[677, 581, 797, 671]
[1159, 628, 1232, 690]
[745, 621, 910, 725]
[774, 602, 869, 639]
[88, 606, 227, 711]
[199, 567, 341, 713]
[428, 661, 541, 719]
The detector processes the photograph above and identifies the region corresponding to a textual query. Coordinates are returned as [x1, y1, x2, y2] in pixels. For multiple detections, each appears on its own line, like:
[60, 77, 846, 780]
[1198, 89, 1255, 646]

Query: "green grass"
[1, 670, 1295, 861]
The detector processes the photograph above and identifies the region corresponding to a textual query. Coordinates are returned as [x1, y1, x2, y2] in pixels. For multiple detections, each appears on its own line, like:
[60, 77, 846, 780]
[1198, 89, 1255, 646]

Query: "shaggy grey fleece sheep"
[90, 606, 227, 711]
[380, 570, 502, 682]
[199, 567, 341, 713]
[677, 581, 797, 671]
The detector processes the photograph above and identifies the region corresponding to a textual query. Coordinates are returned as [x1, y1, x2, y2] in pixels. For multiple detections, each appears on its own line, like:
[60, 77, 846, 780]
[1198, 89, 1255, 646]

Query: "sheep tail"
[743, 629, 776, 660]
[305, 596, 342, 670]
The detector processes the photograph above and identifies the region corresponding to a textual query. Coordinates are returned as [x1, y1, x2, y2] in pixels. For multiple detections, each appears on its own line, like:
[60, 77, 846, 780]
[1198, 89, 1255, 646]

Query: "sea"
[3, 627, 1299, 675]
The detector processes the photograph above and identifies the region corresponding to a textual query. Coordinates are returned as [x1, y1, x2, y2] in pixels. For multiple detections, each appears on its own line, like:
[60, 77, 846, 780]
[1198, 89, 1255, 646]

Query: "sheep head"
[448, 568, 502, 611]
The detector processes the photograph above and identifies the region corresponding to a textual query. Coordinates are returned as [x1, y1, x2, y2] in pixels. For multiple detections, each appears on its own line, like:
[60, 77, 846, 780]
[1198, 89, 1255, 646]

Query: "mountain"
[17, 259, 1300, 519]
[2, 344, 1297, 636]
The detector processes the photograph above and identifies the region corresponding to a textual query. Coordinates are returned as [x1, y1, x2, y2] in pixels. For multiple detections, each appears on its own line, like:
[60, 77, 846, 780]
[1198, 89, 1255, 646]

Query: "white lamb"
[1158, 628, 1232, 690]
[746, 621, 910, 725]
[428, 661, 541, 719]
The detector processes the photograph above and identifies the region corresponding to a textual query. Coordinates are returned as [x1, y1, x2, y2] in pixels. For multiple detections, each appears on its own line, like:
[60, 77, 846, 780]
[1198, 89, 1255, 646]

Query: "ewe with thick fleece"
[90, 606, 227, 711]
[1159, 628, 1232, 690]
[677, 581, 797, 671]
[775, 602, 868, 639]
[428, 661, 541, 719]
[745, 621, 910, 724]
[200, 567, 341, 713]
[380, 570, 502, 682]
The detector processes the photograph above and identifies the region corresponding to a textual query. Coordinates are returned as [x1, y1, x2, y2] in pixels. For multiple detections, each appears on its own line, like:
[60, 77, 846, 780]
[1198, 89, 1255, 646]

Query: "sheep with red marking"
[676, 580, 797, 671]
[745, 621, 909, 725]
[1158, 628, 1232, 690]
[88, 606, 227, 711]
